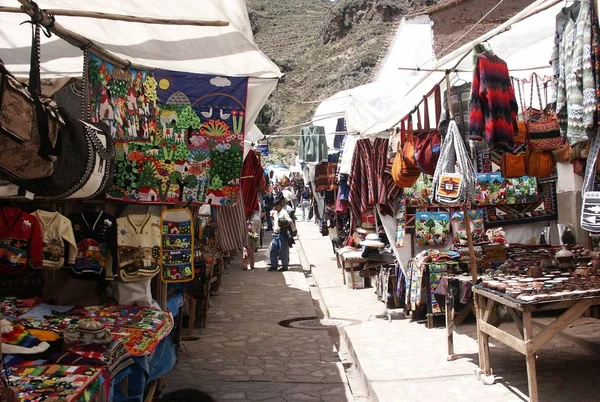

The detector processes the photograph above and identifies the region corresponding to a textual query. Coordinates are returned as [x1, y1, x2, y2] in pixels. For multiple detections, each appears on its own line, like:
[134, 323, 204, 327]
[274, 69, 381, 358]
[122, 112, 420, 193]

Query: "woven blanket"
[88, 52, 248, 205]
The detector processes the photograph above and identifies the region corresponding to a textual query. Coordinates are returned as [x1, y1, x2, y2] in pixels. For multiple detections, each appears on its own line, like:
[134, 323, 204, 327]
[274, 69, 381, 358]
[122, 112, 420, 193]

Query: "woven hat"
[360, 233, 384, 248]
[64, 319, 112, 347]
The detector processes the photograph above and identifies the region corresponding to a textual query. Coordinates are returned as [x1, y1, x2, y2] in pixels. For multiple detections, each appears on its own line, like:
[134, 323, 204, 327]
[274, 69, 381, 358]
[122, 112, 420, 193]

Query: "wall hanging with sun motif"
[87, 52, 248, 206]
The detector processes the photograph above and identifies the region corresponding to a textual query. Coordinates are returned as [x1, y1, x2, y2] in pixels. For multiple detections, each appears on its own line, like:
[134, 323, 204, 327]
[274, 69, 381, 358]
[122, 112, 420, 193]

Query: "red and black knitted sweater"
[468, 52, 518, 151]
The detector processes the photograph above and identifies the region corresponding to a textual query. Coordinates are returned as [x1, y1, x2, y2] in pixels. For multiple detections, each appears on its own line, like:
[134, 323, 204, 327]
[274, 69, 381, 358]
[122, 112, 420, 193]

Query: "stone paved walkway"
[296, 220, 600, 402]
[164, 231, 354, 401]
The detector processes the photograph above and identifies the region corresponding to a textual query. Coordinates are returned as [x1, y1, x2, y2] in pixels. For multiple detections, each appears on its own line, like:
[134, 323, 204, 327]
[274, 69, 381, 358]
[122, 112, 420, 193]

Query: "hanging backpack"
[392, 116, 420, 188]
[413, 85, 442, 175]
[0, 23, 61, 180]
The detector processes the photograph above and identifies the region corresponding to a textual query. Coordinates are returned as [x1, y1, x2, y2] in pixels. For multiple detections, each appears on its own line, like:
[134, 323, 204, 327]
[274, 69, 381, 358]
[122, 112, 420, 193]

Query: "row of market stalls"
[302, 0, 600, 400]
[0, 0, 280, 400]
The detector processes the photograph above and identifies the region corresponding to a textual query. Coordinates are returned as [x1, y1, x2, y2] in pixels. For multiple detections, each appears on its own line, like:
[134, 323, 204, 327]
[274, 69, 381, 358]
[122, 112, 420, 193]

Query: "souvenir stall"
[0, 0, 280, 400]
[343, 0, 600, 400]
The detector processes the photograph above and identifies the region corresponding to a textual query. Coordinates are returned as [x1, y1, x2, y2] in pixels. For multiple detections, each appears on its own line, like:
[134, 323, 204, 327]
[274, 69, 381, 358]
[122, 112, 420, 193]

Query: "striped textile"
[349, 139, 376, 230]
[240, 151, 264, 218]
[216, 192, 249, 252]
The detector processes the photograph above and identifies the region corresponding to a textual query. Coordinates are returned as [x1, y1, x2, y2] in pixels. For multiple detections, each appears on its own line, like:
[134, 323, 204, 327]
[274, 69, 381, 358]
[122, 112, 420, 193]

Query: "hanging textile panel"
[427, 263, 448, 314]
[450, 209, 486, 245]
[473, 173, 538, 206]
[161, 208, 194, 283]
[485, 179, 558, 227]
[415, 211, 450, 247]
[87, 52, 248, 205]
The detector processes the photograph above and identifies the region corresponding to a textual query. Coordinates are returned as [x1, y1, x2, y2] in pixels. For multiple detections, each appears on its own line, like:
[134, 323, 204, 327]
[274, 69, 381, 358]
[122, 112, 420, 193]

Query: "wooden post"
[522, 311, 538, 402]
[463, 205, 478, 282]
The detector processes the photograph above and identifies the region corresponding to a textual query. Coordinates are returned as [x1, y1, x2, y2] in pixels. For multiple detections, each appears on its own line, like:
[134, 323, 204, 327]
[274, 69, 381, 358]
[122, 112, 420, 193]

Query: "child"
[243, 222, 259, 270]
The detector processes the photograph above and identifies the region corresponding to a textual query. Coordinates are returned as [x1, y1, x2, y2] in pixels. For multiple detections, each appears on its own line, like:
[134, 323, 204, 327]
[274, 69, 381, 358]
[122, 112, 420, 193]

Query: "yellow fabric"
[28, 329, 60, 342]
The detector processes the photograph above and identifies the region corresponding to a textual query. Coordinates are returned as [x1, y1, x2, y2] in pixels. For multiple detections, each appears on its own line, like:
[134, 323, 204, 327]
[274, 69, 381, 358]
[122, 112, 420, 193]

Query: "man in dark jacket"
[263, 188, 274, 231]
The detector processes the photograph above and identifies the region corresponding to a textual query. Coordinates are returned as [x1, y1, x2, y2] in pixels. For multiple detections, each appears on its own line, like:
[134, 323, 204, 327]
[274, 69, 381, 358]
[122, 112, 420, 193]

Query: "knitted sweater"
[117, 214, 161, 282]
[0, 207, 43, 276]
[469, 52, 518, 151]
[32, 210, 77, 270]
[556, 0, 597, 145]
[70, 211, 118, 280]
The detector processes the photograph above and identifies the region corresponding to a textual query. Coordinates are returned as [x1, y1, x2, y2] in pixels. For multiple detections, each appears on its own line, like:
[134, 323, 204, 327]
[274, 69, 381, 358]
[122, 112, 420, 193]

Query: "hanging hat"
[360, 233, 384, 248]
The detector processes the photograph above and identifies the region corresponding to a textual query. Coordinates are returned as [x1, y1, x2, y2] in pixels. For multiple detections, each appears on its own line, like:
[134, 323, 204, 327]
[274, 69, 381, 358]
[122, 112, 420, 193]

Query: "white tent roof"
[364, 0, 562, 136]
[0, 0, 282, 131]
[311, 16, 434, 145]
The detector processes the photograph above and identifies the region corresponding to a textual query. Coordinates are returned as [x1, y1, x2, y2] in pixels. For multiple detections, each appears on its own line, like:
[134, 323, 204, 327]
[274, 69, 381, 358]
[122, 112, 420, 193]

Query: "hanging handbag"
[500, 151, 526, 178]
[414, 85, 442, 175]
[525, 148, 555, 178]
[392, 117, 420, 188]
[581, 128, 600, 232]
[513, 78, 528, 145]
[0, 24, 61, 180]
[526, 73, 562, 151]
[552, 140, 572, 163]
[401, 115, 418, 170]
[432, 120, 476, 204]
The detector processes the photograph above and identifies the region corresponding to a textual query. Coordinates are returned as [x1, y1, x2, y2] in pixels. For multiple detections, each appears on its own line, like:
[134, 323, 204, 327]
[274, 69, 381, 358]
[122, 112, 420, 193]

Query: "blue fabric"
[113, 334, 177, 402]
[338, 175, 350, 201]
[270, 233, 289, 269]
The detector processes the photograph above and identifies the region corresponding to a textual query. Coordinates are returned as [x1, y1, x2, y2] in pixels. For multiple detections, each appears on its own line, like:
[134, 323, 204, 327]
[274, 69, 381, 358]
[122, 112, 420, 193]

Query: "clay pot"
[555, 245, 574, 263]
[527, 265, 543, 278]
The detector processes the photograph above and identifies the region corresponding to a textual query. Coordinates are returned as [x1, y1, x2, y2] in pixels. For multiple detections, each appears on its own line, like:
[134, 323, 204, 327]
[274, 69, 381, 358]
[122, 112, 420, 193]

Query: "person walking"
[263, 188, 274, 231]
[268, 192, 294, 272]
[300, 187, 311, 221]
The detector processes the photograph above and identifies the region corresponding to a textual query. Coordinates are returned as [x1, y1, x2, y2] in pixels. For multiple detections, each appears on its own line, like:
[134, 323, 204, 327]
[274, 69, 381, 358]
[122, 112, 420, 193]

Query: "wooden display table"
[473, 287, 600, 402]
[335, 248, 366, 289]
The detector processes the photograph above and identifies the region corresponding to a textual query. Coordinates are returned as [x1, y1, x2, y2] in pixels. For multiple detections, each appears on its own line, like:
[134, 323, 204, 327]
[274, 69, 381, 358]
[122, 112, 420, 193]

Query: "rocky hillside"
[248, 0, 440, 164]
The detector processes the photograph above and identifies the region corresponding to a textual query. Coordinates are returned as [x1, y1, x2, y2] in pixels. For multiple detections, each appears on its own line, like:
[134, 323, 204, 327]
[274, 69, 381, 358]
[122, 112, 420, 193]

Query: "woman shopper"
[300, 187, 311, 221]
[268, 192, 295, 272]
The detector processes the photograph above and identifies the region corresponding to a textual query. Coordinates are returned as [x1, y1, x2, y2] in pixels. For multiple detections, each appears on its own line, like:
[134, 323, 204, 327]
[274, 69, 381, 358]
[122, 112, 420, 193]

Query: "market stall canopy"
[244, 124, 264, 157]
[0, 0, 282, 131]
[312, 16, 433, 145]
[361, 0, 563, 137]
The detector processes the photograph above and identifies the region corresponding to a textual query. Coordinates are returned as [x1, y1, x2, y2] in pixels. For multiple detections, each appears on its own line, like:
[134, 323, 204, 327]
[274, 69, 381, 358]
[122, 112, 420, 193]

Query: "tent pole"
[0, 5, 229, 27]
[13, 0, 152, 70]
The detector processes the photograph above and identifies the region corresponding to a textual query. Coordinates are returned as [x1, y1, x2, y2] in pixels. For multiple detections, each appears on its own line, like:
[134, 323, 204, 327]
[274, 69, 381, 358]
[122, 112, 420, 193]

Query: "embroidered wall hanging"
[395, 197, 406, 248]
[450, 209, 486, 245]
[426, 263, 448, 314]
[87, 53, 248, 206]
[415, 211, 450, 247]
[161, 208, 194, 283]
[404, 174, 433, 207]
[473, 173, 538, 206]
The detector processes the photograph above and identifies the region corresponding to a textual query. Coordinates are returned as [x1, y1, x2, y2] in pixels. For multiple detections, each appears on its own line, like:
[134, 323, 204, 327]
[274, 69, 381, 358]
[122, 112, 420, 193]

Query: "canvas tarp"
[0, 0, 281, 132]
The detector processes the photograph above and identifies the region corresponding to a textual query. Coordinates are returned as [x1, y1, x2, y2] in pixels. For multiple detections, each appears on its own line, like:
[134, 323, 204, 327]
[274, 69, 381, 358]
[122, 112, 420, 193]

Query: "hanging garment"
[0, 207, 43, 277]
[117, 214, 161, 282]
[216, 192, 248, 252]
[469, 52, 519, 150]
[69, 211, 118, 280]
[298, 125, 328, 163]
[349, 139, 377, 230]
[333, 117, 347, 149]
[440, 82, 471, 143]
[31, 210, 77, 270]
[550, 3, 577, 82]
[240, 150, 264, 218]
[556, 0, 597, 145]
[338, 135, 359, 177]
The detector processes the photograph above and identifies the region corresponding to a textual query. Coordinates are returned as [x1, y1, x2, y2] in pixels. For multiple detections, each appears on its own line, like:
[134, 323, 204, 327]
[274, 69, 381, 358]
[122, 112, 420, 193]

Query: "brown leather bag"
[392, 118, 420, 188]
[501, 152, 526, 178]
[0, 24, 60, 180]
[526, 149, 554, 178]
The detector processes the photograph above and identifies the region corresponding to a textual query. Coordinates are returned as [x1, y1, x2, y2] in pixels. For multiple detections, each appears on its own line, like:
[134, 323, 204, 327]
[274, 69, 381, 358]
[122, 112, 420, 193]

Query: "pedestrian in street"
[268, 192, 295, 272]
[263, 188, 274, 231]
[300, 187, 311, 221]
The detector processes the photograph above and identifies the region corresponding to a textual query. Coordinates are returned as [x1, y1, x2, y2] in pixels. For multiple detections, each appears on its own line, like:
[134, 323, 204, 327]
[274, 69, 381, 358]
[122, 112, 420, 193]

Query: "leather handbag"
[525, 148, 554, 178]
[401, 115, 418, 170]
[392, 117, 420, 188]
[414, 85, 442, 175]
[581, 128, 600, 232]
[526, 73, 561, 151]
[552, 140, 572, 163]
[0, 24, 61, 180]
[501, 151, 526, 178]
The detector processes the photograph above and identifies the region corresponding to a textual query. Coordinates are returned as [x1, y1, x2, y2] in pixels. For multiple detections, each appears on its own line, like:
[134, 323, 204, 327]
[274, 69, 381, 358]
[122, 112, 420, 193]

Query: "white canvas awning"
[0, 0, 282, 131]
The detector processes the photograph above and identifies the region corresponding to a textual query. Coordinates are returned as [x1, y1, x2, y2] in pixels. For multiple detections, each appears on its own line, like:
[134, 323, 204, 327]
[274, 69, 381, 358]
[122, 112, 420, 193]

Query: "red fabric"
[469, 53, 518, 151]
[240, 151, 264, 218]
[0, 207, 43, 274]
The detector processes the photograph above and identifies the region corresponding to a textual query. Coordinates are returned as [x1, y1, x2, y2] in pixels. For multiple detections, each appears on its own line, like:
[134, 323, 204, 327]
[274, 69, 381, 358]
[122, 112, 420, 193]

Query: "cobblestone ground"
[164, 232, 354, 402]
[296, 220, 600, 402]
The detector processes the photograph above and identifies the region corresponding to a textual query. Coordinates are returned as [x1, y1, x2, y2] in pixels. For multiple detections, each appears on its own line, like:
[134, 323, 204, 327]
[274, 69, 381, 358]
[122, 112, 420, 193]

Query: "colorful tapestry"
[395, 197, 406, 248]
[88, 52, 248, 205]
[46, 305, 173, 356]
[415, 211, 450, 247]
[473, 173, 538, 206]
[405, 261, 424, 311]
[450, 209, 486, 245]
[427, 263, 448, 314]
[485, 179, 558, 227]
[9, 364, 108, 402]
[404, 174, 433, 207]
[161, 208, 194, 283]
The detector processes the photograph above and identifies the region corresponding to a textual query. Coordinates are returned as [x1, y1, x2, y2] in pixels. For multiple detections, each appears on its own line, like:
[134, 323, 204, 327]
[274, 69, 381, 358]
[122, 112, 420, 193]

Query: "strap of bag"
[29, 23, 56, 159]
[514, 76, 526, 118]
[528, 72, 545, 120]
[583, 127, 600, 193]
[433, 84, 442, 129]
[422, 95, 430, 132]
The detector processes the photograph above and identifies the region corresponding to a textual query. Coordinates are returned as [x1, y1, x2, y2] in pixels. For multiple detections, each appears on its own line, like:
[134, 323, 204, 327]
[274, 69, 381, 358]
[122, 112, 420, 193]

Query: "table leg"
[187, 297, 197, 335]
[341, 258, 347, 285]
[446, 295, 455, 359]
[350, 262, 356, 289]
[476, 294, 492, 376]
[523, 311, 538, 402]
